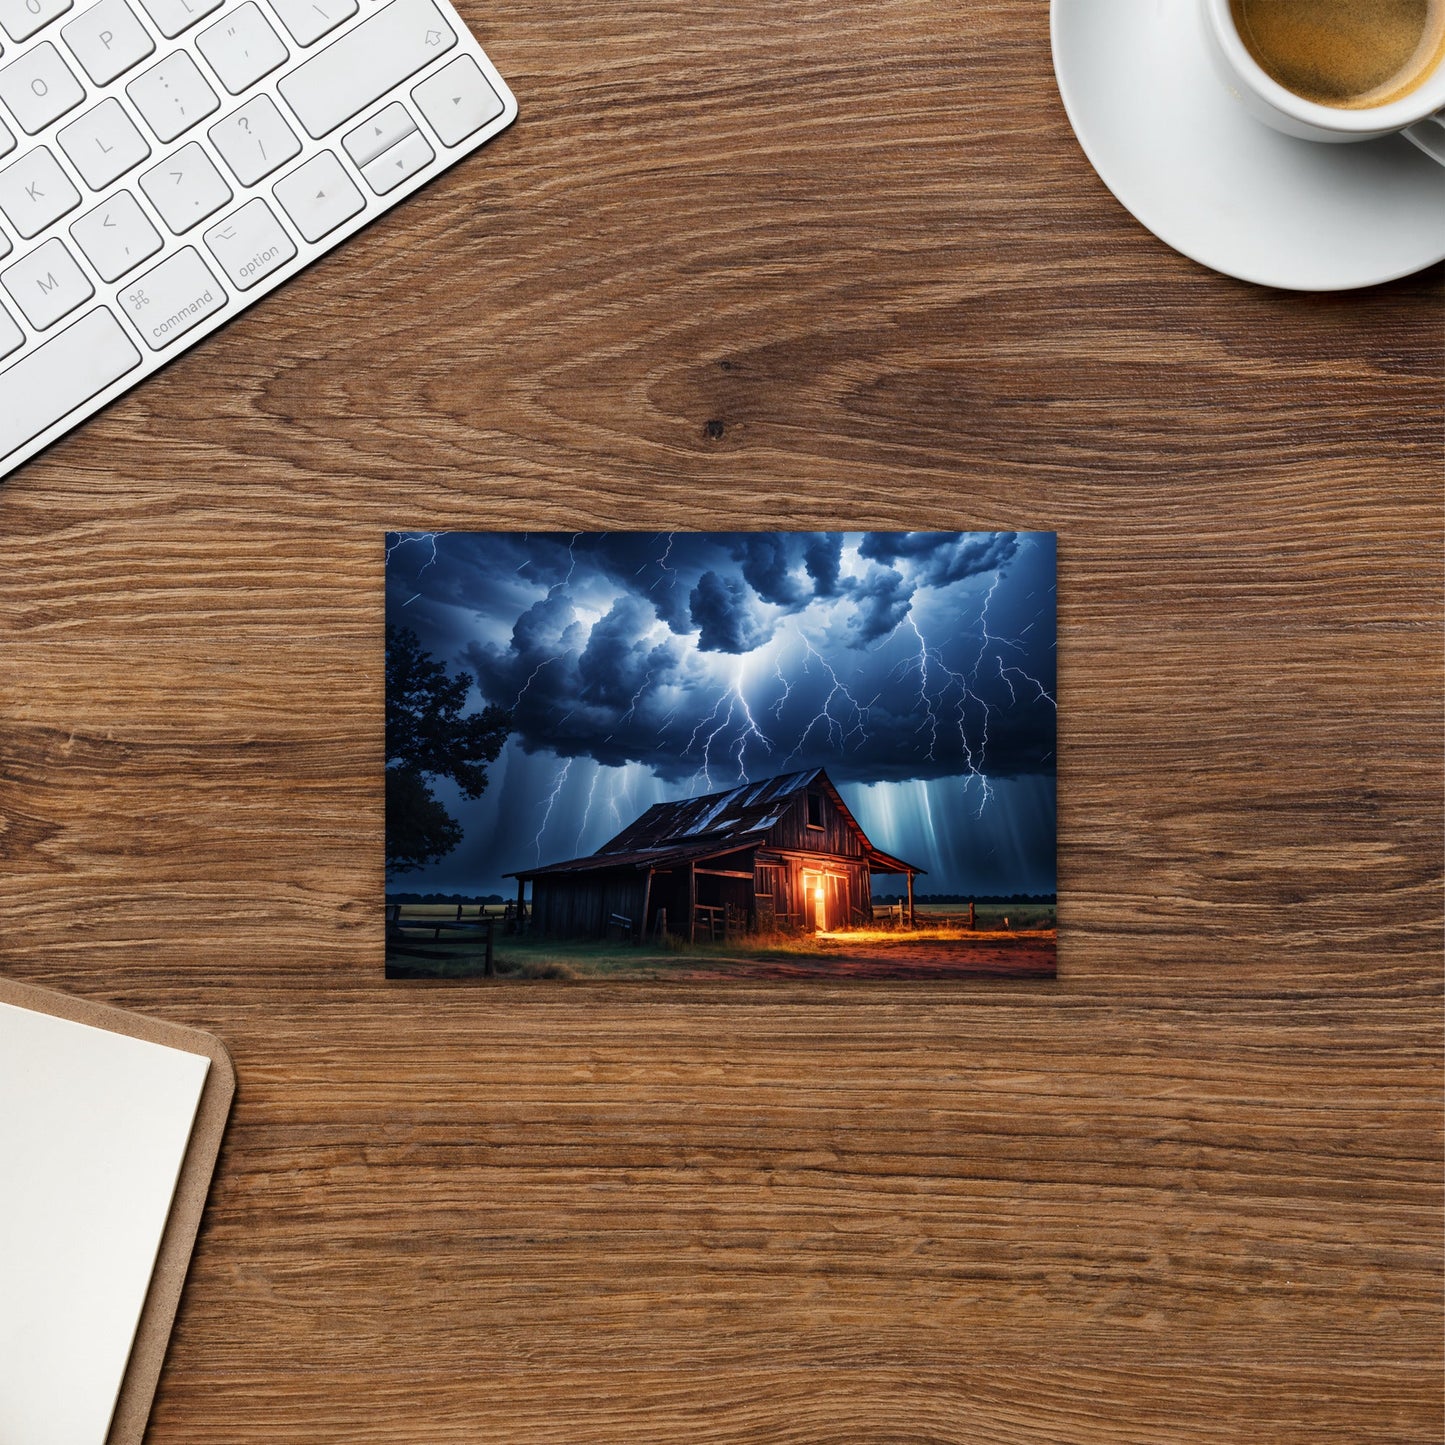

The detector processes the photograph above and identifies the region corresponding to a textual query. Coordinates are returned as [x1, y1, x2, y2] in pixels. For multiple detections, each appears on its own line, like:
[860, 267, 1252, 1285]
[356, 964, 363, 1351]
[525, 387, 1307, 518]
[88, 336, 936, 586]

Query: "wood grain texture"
[1, 1, 1441, 1439]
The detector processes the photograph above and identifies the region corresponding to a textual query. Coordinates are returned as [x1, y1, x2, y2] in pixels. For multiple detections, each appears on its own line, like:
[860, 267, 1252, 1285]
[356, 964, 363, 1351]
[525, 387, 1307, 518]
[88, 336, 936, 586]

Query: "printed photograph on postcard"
[385, 531, 1056, 980]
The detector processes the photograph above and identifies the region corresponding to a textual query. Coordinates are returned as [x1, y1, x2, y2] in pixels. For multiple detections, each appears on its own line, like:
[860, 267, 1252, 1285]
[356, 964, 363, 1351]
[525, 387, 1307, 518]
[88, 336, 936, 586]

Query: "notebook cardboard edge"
[0, 975, 236, 1445]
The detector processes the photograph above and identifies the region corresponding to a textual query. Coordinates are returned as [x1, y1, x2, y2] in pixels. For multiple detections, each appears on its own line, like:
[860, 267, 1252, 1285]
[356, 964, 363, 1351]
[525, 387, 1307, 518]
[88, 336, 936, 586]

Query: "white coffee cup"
[1202, 0, 1445, 164]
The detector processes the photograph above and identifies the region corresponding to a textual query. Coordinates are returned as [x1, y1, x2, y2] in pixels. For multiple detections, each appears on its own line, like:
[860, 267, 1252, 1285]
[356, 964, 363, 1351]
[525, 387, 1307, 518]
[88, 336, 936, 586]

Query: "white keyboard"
[0, 0, 515, 477]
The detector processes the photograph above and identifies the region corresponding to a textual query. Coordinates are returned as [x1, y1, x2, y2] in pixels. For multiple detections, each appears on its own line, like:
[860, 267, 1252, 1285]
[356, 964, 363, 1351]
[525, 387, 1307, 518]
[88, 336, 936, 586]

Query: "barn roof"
[507, 767, 924, 879]
[605, 767, 821, 852]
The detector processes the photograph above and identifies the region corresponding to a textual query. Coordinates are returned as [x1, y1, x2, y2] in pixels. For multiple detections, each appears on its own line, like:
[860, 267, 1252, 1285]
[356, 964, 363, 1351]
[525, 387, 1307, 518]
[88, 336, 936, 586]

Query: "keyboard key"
[197, 2, 285, 95]
[0, 301, 20, 357]
[3, 235, 92, 328]
[117, 244, 224, 348]
[209, 93, 298, 185]
[58, 96, 150, 189]
[0, 42, 85, 135]
[0, 116, 12, 159]
[0, 0, 72, 44]
[266, 0, 353, 47]
[360, 126, 430, 194]
[277, 0, 454, 140]
[139, 139, 230, 232]
[134, 0, 218, 38]
[127, 50, 218, 142]
[412, 55, 501, 147]
[203, 195, 294, 289]
[0, 306, 140, 458]
[62, 0, 155, 85]
[70, 187, 161, 280]
[0, 146, 80, 237]
[0, 229, 9, 260]
[272, 148, 361, 241]
[342, 100, 413, 167]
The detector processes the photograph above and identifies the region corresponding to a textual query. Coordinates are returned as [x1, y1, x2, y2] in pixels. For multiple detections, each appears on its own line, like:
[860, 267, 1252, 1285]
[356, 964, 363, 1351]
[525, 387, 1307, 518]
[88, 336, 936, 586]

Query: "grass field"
[386, 905, 1056, 982]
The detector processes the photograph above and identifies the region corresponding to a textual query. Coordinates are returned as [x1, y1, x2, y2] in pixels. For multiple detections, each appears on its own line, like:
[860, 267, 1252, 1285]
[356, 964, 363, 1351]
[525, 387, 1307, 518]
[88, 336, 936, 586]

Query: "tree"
[386, 625, 511, 875]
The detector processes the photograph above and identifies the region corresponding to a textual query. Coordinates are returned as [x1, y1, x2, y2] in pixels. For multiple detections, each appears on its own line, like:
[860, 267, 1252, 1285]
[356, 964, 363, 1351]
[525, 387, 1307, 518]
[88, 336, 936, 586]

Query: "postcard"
[385, 531, 1056, 980]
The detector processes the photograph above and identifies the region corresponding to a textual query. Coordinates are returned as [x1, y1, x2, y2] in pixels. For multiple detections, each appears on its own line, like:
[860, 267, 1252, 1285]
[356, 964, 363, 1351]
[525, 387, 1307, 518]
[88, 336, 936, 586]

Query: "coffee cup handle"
[1403, 112, 1445, 165]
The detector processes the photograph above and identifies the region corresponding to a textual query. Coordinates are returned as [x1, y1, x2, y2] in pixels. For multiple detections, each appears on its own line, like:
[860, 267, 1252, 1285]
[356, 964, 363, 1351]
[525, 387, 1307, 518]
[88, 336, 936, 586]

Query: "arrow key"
[412, 55, 504, 148]
[343, 101, 416, 168]
[272, 149, 364, 243]
[70, 189, 163, 282]
[360, 127, 433, 196]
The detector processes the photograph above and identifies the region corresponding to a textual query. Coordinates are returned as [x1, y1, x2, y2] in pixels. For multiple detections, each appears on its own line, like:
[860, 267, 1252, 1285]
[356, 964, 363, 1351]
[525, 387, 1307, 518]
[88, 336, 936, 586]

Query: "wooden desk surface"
[2, 2, 1441, 1439]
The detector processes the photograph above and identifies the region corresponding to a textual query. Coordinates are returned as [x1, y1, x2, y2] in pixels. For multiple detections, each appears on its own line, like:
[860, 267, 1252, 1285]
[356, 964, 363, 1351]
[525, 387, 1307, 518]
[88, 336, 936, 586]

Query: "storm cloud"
[385, 531, 1055, 895]
[389, 531, 1056, 789]
[690, 570, 769, 653]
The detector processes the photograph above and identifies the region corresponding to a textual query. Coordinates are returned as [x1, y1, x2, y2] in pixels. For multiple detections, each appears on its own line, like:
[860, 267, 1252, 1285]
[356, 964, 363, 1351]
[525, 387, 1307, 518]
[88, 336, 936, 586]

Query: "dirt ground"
[387, 927, 1057, 981]
[663, 931, 1056, 981]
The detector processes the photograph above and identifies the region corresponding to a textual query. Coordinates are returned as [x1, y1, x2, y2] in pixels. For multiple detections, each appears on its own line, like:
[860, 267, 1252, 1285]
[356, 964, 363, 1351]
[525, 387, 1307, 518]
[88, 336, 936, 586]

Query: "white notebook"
[0, 1000, 212, 1445]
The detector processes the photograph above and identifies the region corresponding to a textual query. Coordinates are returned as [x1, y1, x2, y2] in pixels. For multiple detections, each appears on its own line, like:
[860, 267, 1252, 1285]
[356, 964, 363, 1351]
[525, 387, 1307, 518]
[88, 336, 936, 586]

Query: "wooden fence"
[386, 904, 496, 976]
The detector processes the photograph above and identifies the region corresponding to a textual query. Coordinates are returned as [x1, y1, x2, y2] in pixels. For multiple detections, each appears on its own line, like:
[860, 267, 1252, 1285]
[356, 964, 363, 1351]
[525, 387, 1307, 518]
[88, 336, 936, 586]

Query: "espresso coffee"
[1229, 0, 1445, 108]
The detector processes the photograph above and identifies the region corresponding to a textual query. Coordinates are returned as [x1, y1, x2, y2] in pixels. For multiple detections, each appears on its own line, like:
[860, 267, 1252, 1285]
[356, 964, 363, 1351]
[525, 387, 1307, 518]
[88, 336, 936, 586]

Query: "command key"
[119, 246, 227, 350]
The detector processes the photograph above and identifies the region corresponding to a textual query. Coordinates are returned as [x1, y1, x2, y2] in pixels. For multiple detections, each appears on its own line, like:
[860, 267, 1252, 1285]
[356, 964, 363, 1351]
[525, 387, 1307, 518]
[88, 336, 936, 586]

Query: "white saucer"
[1051, 0, 1445, 290]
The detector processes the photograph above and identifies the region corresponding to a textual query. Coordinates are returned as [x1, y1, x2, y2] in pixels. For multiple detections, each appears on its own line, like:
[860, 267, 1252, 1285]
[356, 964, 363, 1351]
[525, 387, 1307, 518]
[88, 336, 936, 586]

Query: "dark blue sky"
[386, 531, 1056, 896]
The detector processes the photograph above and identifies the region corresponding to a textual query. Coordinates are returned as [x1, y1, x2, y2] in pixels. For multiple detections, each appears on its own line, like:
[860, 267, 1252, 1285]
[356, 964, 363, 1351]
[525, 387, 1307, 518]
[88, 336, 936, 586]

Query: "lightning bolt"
[995, 654, 1019, 706]
[781, 628, 877, 767]
[916, 563, 1052, 816]
[965, 580, 1011, 820]
[963, 568, 1054, 811]
[385, 530, 443, 607]
[770, 647, 794, 719]
[995, 655, 1056, 709]
[968, 572, 1004, 687]
[895, 612, 976, 762]
[512, 651, 566, 710]
[895, 608, 993, 815]
[730, 659, 772, 779]
[606, 668, 654, 742]
[685, 693, 732, 792]
[575, 765, 600, 854]
[534, 757, 573, 863]
[649, 531, 677, 595]
[563, 532, 582, 588]
[384, 530, 442, 571]
[682, 656, 777, 793]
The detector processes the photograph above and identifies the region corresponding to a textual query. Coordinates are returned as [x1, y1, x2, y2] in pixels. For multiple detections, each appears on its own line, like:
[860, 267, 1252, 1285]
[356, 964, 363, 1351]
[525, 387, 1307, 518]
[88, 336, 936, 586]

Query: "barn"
[506, 767, 925, 941]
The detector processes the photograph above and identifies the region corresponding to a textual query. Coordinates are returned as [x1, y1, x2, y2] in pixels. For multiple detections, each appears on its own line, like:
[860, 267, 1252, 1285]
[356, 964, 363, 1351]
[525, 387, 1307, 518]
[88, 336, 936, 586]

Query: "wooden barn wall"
[531, 820, 886, 940]
[844, 860, 874, 925]
[533, 874, 647, 939]
[764, 784, 866, 859]
[754, 858, 792, 928]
